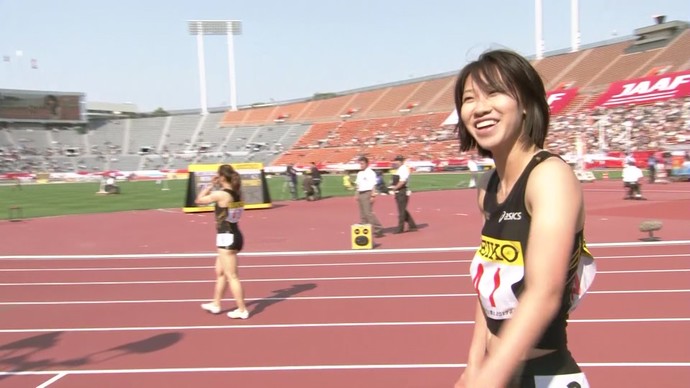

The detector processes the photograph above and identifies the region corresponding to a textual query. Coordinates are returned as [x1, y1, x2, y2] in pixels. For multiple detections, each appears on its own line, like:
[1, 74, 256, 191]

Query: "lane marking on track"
[1, 318, 688, 334]
[1, 268, 688, 287]
[2, 362, 690, 377]
[36, 372, 67, 388]
[1, 253, 690, 272]
[1, 240, 689, 260]
[0, 289, 687, 306]
[0, 260, 467, 272]
[0, 274, 460, 286]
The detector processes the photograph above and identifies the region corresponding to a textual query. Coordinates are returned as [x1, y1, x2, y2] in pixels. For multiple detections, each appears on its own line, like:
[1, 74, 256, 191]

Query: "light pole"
[187, 20, 243, 114]
[535, 0, 544, 60]
[571, 0, 580, 52]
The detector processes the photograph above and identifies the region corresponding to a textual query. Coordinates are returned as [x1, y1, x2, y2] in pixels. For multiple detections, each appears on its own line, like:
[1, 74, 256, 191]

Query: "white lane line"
[0, 274, 462, 286]
[1, 252, 690, 272]
[599, 269, 690, 274]
[1, 268, 689, 287]
[0, 289, 687, 307]
[0, 259, 469, 272]
[1, 362, 689, 376]
[36, 372, 67, 388]
[1, 318, 688, 334]
[1, 240, 689, 260]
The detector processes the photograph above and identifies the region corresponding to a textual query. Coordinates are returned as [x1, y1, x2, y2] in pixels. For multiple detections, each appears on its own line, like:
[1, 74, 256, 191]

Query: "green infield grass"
[0, 169, 621, 220]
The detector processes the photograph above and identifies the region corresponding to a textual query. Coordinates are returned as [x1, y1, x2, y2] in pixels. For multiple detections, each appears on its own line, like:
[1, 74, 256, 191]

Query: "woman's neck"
[493, 144, 540, 197]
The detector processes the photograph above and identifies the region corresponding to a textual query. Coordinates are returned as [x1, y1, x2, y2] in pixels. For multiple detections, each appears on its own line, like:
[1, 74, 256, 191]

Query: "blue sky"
[0, 0, 688, 112]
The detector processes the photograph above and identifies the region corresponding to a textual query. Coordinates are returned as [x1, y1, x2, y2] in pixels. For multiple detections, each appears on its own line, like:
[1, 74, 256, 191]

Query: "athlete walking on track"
[452, 49, 596, 387]
[196, 164, 250, 320]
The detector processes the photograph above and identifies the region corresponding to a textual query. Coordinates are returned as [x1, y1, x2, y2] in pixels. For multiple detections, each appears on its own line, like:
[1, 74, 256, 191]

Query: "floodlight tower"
[535, 0, 544, 60]
[187, 20, 243, 115]
[571, 0, 580, 52]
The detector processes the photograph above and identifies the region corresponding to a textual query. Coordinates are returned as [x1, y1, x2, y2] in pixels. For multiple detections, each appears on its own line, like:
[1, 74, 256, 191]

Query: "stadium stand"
[1, 18, 689, 176]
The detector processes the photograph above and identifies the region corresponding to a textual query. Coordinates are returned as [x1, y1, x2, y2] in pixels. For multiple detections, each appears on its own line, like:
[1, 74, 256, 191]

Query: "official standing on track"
[310, 162, 322, 200]
[390, 155, 418, 234]
[355, 156, 384, 238]
[286, 163, 299, 200]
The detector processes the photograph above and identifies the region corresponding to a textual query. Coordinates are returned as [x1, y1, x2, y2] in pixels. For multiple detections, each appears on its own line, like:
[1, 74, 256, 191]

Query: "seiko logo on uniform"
[498, 211, 522, 223]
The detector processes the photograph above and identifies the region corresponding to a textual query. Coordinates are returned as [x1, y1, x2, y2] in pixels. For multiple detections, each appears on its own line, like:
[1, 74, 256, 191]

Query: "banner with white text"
[591, 70, 690, 108]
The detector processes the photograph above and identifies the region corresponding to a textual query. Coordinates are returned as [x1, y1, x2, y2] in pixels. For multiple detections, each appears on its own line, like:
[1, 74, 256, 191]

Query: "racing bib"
[216, 233, 234, 247]
[470, 235, 525, 320]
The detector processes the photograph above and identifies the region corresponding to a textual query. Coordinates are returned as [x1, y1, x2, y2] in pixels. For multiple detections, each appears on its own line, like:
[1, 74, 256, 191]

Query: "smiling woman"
[455, 50, 549, 160]
[452, 50, 595, 388]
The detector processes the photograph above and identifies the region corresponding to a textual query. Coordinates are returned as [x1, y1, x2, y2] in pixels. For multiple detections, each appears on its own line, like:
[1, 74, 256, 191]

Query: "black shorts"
[216, 231, 244, 251]
[513, 349, 589, 387]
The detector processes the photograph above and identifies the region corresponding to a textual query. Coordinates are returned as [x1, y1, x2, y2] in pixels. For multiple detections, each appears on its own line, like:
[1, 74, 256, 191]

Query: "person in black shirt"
[310, 162, 322, 200]
[303, 174, 316, 201]
[286, 163, 299, 200]
[453, 50, 593, 388]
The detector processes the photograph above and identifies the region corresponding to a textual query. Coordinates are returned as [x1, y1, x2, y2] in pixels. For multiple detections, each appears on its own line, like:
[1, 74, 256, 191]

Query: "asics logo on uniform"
[498, 211, 522, 223]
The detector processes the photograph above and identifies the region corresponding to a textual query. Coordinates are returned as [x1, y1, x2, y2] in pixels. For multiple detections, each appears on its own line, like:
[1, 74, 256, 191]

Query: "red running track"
[1, 184, 690, 387]
[0, 243, 689, 387]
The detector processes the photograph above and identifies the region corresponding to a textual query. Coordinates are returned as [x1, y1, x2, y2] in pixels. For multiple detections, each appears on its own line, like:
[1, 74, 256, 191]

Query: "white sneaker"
[227, 308, 249, 319]
[201, 302, 221, 314]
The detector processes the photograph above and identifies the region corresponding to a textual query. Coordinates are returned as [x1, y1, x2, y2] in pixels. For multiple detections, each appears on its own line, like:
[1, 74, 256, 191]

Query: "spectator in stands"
[355, 156, 384, 238]
[453, 49, 593, 388]
[286, 164, 299, 200]
[310, 162, 322, 200]
[622, 160, 646, 200]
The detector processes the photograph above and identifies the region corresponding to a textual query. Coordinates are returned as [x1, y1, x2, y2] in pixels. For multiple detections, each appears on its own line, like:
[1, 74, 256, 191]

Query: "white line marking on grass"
[0, 289, 687, 307]
[1, 240, 689, 260]
[1, 318, 688, 334]
[1, 362, 689, 377]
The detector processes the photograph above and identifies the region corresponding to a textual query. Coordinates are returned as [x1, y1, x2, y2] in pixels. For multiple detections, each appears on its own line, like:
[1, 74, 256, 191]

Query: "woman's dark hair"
[218, 164, 242, 195]
[453, 49, 549, 157]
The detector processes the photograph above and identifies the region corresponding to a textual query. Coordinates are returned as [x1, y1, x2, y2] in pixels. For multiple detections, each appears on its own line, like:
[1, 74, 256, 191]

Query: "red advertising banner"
[547, 88, 579, 115]
[591, 70, 690, 108]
